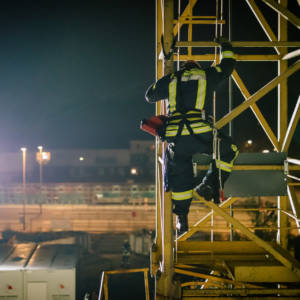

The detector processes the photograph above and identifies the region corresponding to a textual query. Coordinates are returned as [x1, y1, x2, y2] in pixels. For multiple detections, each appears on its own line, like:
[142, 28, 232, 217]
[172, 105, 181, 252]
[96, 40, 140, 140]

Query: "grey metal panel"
[233, 152, 287, 165]
[0, 243, 36, 270]
[224, 170, 287, 197]
[26, 244, 78, 270]
[52, 244, 78, 269]
[193, 152, 287, 197]
[0, 244, 12, 263]
[193, 152, 287, 165]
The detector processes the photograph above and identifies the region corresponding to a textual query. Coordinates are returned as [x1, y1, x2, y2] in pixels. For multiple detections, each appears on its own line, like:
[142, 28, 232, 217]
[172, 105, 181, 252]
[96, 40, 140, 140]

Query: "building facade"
[0, 140, 155, 184]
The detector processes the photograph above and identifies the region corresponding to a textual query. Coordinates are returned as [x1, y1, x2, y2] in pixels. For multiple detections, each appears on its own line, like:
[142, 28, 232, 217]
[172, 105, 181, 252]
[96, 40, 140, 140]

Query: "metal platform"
[193, 152, 287, 197]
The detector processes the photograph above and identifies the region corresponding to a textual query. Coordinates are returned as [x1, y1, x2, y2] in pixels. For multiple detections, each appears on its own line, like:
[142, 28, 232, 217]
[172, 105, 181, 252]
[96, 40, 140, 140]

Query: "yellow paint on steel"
[176, 54, 282, 61]
[178, 197, 238, 241]
[104, 273, 109, 300]
[182, 288, 300, 297]
[174, 19, 226, 25]
[278, 0, 288, 147]
[277, 0, 289, 250]
[235, 265, 299, 282]
[176, 41, 300, 47]
[232, 70, 279, 150]
[245, 0, 281, 55]
[174, 267, 262, 288]
[262, 0, 300, 29]
[106, 268, 149, 275]
[282, 96, 300, 152]
[215, 60, 300, 130]
[100, 269, 150, 300]
[287, 183, 300, 234]
[193, 191, 300, 279]
[144, 269, 150, 300]
[173, 0, 198, 37]
[155, 0, 163, 266]
[196, 165, 300, 170]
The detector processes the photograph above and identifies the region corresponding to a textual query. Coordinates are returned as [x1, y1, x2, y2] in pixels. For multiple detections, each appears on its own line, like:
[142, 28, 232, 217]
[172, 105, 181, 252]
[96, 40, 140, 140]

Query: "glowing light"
[42, 152, 49, 160]
[21, 147, 27, 152]
[247, 140, 253, 145]
[79, 157, 84, 161]
[130, 168, 138, 175]
[262, 149, 270, 153]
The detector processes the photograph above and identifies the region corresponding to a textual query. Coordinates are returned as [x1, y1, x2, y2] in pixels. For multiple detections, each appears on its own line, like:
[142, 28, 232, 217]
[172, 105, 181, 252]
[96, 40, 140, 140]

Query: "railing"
[0, 183, 156, 205]
[98, 268, 150, 300]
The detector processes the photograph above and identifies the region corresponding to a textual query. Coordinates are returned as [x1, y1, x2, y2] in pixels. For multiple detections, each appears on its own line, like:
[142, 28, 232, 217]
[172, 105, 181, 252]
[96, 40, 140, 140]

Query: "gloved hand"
[214, 37, 230, 46]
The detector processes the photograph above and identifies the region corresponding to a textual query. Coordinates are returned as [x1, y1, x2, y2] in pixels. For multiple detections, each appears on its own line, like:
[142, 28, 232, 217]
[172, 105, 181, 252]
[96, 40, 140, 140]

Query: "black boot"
[177, 214, 188, 235]
[195, 183, 213, 201]
[213, 189, 220, 204]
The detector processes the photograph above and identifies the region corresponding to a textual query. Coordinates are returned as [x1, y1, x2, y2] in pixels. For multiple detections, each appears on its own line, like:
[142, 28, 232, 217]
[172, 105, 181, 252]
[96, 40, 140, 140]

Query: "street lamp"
[36, 146, 51, 213]
[20, 147, 27, 231]
[37, 146, 43, 214]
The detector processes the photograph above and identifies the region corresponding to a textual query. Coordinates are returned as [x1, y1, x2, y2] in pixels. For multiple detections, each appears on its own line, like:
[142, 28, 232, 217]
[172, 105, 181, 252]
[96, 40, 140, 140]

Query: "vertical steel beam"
[277, 0, 288, 250]
[155, 0, 163, 274]
[155, 1, 180, 299]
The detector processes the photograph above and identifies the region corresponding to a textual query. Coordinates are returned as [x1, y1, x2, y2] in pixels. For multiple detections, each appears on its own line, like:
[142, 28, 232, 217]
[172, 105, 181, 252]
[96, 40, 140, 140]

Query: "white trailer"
[0, 243, 36, 300]
[24, 244, 78, 300]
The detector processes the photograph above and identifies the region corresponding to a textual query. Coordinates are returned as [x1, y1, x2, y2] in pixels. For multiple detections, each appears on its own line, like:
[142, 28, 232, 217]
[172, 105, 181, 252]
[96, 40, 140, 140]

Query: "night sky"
[0, 1, 299, 153]
[0, 0, 155, 151]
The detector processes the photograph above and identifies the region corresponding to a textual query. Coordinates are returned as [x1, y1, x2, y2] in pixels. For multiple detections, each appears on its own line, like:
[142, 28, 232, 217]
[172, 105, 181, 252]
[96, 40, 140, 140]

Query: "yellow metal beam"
[155, 0, 163, 279]
[173, 0, 198, 37]
[196, 165, 300, 171]
[235, 265, 300, 282]
[277, 0, 288, 250]
[215, 60, 300, 130]
[177, 241, 268, 254]
[182, 288, 300, 297]
[287, 183, 300, 234]
[231, 70, 279, 150]
[105, 268, 149, 275]
[246, 0, 281, 54]
[176, 41, 300, 47]
[261, 0, 300, 29]
[178, 197, 238, 241]
[174, 268, 262, 288]
[176, 54, 281, 61]
[174, 19, 225, 25]
[281, 95, 300, 152]
[193, 191, 300, 279]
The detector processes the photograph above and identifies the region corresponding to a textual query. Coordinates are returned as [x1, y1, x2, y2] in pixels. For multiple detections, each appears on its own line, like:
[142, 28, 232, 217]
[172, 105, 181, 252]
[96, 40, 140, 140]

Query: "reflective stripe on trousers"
[172, 189, 193, 201]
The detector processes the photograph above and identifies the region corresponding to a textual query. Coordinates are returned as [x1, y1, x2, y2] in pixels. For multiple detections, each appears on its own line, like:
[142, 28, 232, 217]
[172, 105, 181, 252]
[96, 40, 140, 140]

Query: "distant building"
[0, 140, 155, 184]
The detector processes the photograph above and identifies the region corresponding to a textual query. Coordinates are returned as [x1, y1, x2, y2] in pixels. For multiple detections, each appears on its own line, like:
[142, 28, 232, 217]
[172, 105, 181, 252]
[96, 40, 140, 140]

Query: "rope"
[213, 0, 226, 203]
[176, 0, 181, 71]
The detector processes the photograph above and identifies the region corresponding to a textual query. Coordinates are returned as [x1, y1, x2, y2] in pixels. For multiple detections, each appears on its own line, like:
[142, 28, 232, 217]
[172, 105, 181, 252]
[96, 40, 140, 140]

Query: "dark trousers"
[164, 131, 238, 215]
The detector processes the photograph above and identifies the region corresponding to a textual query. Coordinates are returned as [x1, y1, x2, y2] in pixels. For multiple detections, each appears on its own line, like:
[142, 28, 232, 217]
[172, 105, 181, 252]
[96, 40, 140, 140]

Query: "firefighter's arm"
[217, 39, 236, 78]
[207, 38, 236, 82]
[145, 74, 171, 103]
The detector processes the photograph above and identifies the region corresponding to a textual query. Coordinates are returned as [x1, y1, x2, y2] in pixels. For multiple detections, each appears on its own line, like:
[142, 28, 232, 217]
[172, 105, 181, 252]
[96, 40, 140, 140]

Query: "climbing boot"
[213, 189, 220, 204]
[195, 183, 213, 201]
[177, 214, 188, 235]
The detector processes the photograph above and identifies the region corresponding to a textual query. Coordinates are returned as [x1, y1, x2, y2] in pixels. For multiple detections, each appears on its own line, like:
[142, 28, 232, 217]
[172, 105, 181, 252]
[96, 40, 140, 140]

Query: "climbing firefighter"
[145, 37, 239, 235]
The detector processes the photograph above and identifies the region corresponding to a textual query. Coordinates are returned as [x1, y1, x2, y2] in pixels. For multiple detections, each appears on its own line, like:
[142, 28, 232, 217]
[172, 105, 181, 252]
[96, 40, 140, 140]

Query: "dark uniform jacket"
[145, 42, 236, 140]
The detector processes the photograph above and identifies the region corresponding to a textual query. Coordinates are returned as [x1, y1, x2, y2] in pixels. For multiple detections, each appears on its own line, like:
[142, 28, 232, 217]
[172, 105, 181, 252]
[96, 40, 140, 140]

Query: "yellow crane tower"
[151, 0, 300, 299]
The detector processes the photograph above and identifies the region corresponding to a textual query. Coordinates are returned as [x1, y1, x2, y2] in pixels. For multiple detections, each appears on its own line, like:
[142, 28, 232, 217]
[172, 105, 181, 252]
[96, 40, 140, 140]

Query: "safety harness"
[163, 68, 213, 142]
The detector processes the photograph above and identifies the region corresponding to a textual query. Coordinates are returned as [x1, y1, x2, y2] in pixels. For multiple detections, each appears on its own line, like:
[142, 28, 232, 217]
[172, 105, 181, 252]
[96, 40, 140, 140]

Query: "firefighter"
[121, 239, 131, 268]
[145, 37, 239, 235]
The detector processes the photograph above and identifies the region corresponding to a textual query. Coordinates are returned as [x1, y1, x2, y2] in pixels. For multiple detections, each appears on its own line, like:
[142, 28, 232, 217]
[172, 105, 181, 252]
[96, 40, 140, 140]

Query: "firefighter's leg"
[216, 135, 239, 187]
[197, 134, 239, 203]
[165, 142, 194, 234]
